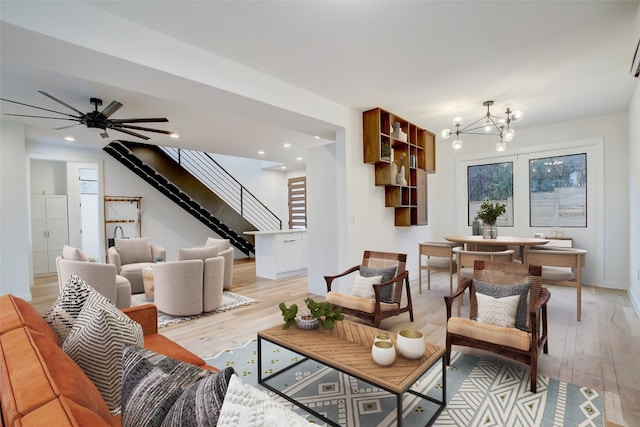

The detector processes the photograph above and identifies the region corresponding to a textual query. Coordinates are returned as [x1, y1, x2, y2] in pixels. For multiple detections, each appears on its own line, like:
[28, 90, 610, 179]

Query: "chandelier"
[441, 100, 523, 151]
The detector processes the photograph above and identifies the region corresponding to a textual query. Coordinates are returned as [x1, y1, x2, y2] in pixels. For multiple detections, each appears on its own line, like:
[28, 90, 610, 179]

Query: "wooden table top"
[444, 235, 549, 246]
[258, 320, 444, 394]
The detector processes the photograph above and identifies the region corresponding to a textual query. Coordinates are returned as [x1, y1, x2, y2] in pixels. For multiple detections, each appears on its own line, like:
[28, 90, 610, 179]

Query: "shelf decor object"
[441, 100, 523, 152]
[363, 108, 436, 226]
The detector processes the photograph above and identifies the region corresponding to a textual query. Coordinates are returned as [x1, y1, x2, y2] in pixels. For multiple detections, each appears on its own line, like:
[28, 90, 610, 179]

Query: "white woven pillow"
[217, 374, 310, 427]
[475, 292, 520, 328]
[350, 272, 383, 299]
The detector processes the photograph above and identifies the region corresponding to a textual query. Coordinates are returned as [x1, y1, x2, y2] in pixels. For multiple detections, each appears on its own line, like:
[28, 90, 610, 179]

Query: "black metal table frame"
[257, 335, 446, 427]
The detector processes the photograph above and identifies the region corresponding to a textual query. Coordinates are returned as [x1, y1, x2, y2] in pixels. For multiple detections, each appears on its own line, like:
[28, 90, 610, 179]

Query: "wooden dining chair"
[418, 242, 462, 294]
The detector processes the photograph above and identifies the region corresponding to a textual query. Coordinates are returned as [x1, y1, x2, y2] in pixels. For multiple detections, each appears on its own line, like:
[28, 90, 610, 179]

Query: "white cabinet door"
[31, 195, 69, 274]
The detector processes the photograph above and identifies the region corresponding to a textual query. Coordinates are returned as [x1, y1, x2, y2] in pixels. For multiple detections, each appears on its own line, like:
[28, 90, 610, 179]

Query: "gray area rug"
[131, 291, 257, 328]
[204, 339, 603, 427]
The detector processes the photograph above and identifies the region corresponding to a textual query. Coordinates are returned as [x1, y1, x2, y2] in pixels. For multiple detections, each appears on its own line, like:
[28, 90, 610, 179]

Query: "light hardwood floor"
[32, 259, 639, 427]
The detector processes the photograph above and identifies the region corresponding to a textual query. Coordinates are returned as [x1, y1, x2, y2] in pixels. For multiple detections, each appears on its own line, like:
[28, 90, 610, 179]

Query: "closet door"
[31, 195, 69, 274]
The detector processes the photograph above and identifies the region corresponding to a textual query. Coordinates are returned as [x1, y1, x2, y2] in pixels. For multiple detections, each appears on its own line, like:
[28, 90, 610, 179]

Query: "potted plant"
[279, 297, 344, 330]
[476, 198, 507, 239]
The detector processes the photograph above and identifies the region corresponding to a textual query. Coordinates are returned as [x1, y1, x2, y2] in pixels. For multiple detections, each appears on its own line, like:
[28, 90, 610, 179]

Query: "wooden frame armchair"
[325, 251, 414, 328]
[444, 261, 550, 392]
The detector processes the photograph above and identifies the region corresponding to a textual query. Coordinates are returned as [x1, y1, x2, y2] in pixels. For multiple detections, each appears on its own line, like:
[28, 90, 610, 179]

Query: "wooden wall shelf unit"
[363, 108, 435, 226]
[104, 196, 142, 250]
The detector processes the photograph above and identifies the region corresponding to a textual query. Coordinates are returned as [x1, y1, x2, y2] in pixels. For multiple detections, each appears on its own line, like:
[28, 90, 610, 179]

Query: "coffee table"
[257, 320, 446, 426]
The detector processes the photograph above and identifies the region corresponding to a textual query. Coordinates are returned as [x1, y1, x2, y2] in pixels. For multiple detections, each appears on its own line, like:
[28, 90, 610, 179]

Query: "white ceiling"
[1, 1, 638, 171]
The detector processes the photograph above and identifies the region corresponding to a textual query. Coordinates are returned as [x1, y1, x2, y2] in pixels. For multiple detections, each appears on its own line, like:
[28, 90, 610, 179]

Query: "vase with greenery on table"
[476, 199, 507, 239]
[279, 297, 344, 330]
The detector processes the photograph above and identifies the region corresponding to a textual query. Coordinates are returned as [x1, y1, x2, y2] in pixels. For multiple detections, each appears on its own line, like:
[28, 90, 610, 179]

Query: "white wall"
[30, 159, 67, 195]
[629, 81, 640, 312]
[210, 153, 290, 226]
[0, 121, 31, 298]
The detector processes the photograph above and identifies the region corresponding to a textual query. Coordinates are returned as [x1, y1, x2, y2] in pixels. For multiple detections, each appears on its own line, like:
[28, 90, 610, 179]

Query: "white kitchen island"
[244, 229, 307, 280]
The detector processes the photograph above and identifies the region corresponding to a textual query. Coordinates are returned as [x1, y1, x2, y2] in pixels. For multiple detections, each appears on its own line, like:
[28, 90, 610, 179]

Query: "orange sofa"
[0, 294, 217, 426]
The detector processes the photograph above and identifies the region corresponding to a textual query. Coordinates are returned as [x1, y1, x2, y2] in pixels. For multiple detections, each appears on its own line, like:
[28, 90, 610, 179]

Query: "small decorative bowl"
[295, 316, 319, 330]
[397, 329, 425, 359]
[371, 341, 396, 366]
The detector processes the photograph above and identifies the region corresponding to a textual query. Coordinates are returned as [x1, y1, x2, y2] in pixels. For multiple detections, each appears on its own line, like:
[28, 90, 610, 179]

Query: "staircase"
[103, 141, 282, 256]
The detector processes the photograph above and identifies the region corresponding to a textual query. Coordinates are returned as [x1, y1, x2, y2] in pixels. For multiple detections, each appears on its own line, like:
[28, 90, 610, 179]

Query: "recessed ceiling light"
[314, 135, 320, 139]
[283, 143, 291, 148]
[64, 136, 75, 141]
[280, 166, 286, 170]
[170, 133, 179, 139]
[296, 157, 303, 161]
[258, 150, 265, 155]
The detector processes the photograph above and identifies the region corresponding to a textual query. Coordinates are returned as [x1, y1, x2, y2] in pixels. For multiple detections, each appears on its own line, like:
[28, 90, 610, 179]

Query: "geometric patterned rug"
[131, 291, 257, 328]
[204, 339, 603, 427]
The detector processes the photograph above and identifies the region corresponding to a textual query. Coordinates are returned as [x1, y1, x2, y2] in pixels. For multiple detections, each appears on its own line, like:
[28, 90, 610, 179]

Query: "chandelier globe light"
[441, 100, 523, 151]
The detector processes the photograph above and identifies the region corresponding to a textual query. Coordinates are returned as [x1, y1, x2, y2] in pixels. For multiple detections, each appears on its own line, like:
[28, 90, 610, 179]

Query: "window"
[468, 162, 514, 226]
[529, 153, 586, 227]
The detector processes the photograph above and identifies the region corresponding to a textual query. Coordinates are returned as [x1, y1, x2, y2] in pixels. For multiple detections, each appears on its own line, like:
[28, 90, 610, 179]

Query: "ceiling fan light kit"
[441, 100, 523, 152]
[0, 90, 175, 141]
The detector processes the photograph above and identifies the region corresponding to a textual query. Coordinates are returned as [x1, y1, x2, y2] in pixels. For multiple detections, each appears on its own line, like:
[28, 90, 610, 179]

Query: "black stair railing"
[103, 141, 255, 255]
[161, 147, 282, 231]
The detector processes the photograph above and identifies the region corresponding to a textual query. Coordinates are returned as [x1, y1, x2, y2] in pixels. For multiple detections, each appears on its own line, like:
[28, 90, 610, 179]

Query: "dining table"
[444, 235, 549, 260]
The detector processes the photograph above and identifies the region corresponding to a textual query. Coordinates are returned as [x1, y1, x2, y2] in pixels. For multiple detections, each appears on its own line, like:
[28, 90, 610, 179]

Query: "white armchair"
[203, 237, 234, 290]
[152, 245, 224, 316]
[56, 246, 131, 308]
[108, 237, 166, 294]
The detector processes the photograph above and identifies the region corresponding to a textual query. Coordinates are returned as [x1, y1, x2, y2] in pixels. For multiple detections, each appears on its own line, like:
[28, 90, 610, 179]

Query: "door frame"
[28, 153, 105, 274]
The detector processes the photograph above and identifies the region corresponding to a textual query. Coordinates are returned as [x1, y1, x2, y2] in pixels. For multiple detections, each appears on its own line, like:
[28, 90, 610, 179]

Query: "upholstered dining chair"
[418, 241, 462, 294]
[325, 251, 413, 328]
[524, 247, 588, 321]
[444, 261, 550, 393]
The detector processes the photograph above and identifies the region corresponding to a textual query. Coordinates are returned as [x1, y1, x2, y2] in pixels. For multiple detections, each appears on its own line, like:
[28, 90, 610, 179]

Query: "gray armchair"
[56, 245, 131, 308]
[108, 237, 166, 294]
[152, 246, 224, 316]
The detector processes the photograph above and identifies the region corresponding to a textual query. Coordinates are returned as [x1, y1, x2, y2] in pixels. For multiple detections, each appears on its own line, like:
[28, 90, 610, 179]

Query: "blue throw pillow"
[359, 265, 398, 303]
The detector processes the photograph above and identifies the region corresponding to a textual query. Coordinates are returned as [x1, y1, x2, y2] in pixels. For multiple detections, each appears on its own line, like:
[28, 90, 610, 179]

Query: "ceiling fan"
[0, 90, 175, 140]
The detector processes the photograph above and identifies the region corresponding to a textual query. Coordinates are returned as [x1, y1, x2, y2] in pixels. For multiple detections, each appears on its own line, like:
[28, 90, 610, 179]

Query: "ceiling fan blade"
[114, 124, 174, 135]
[108, 126, 151, 140]
[38, 91, 85, 116]
[0, 98, 79, 118]
[100, 101, 123, 119]
[109, 117, 169, 124]
[52, 124, 82, 130]
[4, 113, 78, 121]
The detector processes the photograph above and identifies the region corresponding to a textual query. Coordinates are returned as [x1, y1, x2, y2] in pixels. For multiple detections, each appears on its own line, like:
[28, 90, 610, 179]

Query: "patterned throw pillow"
[360, 265, 398, 303]
[217, 374, 311, 427]
[62, 291, 143, 414]
[161, 366, 235, 427]
[350, 272, 382, 299]
[473, 280, 531, 331]
[121, 344, 234, 427]
[475, 292, 520, 328]
[43, 274, 105, 342]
